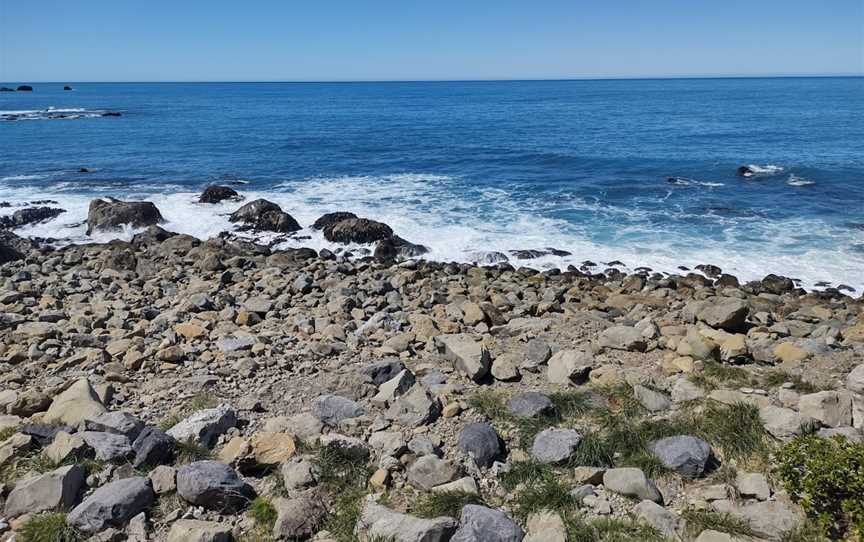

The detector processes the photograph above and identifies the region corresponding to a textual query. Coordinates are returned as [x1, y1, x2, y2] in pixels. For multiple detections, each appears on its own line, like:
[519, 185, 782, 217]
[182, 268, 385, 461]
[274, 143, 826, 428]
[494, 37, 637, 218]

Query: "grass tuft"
[249, 496, 278, 531]
[412, 491, 485, 519]
[681, 507, 755, 539]
[18, 513, 83, 542]
[566, 514, 666, 542]
[511, 476, 578, 520]
[314, 443, 373, 542]
[175, 438, 213, 464]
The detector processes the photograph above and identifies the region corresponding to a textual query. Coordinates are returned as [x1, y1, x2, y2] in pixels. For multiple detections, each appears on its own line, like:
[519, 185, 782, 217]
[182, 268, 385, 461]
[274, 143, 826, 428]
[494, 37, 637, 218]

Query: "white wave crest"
[787, 174, 815, 186]
[747, 164, 785, 175]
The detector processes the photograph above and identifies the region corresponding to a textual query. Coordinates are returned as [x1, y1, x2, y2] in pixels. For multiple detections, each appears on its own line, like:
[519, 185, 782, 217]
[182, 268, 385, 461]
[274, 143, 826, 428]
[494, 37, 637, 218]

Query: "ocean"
[2, 78, 863, 290]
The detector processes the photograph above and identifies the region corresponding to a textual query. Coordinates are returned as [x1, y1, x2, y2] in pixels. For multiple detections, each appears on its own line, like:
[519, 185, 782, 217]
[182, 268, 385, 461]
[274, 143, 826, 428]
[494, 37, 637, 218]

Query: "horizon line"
[4, 73, 863, 85]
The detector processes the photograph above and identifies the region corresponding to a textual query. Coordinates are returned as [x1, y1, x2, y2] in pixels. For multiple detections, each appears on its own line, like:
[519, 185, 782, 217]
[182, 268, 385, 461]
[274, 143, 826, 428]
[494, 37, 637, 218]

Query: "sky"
[1, 0, 862, 82]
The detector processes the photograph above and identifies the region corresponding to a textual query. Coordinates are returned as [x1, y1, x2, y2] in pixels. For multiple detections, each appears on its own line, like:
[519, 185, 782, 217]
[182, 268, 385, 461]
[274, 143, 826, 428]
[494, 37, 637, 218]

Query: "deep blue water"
[2, 78, 863, 289]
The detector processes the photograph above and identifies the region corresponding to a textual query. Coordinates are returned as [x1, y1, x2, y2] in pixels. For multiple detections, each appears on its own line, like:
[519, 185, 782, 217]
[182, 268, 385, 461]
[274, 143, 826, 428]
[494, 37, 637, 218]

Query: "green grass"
[412, 491, 485, 519]
[249, 496, 278, 531]
[681, 508, 755, 539]
[0, 426, 19, 442]
[314, 443, 373, 542]
[500, 461, 556, 491]
[467, 389, 509, 419]
[18, 513, 83, 542]
[511, 476, 578, 520]
[566, 515, 667, 542]
[175, 438, 213, 464]
[760, 370, 822, 394]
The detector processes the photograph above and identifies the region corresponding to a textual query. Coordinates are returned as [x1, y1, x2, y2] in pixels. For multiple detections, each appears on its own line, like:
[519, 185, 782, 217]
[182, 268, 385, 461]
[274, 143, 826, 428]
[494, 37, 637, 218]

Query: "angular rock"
[80, 431, 133, 462]
[633, 499, 682, 540]
[312, 395, 366, 426]
[695, 298, 749, 331]
[323, 217, 393, 244]
[176, 460, 255, 512]
[386, 386, 440, 427]
[273, 491, 328, 540]
[599, 326, 647, 352]
[355, 499, 457, 542]
[167, 404, 237, 447]
[736, 472, 771, 501]
[531, 428, 582, 464]
[67, 476, 155, 533]
[407, 455, 460, 490]
[437, 334, 491, 382]
[759, 405, 813, 440]
[547, 349, 593, 385]
[312, 211, 358, 230]
[167, 519, 233, 542]
[458, 422, 502, 468]
[634, 385, 671, 412]
[736, 500, 803, 540]
[4, 464, 85, 518]
[451, 505, 524, 542]
[132, 426, 176, 468]
[524, 510, 566, 542]
[84, 411, 144, 440]
[650, 435, 712, 478]
[44, 378, 107, 427]
[798, 391, 852, 428]
[507, 392, 555, 418]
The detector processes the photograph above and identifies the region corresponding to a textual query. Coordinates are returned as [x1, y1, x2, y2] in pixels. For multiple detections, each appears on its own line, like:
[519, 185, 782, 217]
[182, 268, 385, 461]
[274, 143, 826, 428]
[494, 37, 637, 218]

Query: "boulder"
[167, 519, 233, 542]
[249, 432, 296, 466]
[847, 364, 864, 394]
[273, 491, 328, 540]
[599, 326, 647, 351]
[79, 431, 133, 462]
[84, 411, 144, 440]
[312, 395, 366, 426]
[507, 392, 555, 418]
[229, 199, 301, 233]
[44, 378, 106, 427]
[67, 476, 155, 533]
[695, 298, 749, 331]
[736, 500, 804, 540]
[4, 464, 85, 517]
[312, 211, 358, 230]
[649, 435, 712, 478]
[0, 206, 65, 229]
[167, 404, 236, 446]
[374, 235, 429, 260]
[736, 472, 771, 501]
[759, 406, 812, 440]
[86, 198, 164, 235]
[43, 431, 88, 464]
[176, 460, 255, 512]
[198, 185, 241, 204]
[451, 505, 524, 542]
[355, 499, 457, 542]
[547, 349, 593, 385]
[458, 422, 503, 468]
[531, 428, 582, 464]
[0, 433, 31, 466]
[798, 391, 852, 428]
[437, 334, 491, 382]
[323, 217, 393, 244]
[602, 468, 662, 503]
[132, 426, 176, 467]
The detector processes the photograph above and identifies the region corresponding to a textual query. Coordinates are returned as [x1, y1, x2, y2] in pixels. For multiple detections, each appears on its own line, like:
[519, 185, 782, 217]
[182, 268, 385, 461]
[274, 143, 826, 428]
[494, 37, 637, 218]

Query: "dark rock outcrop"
[312, 212, 358, 231]
[374, 236, 429, 261]
[0, 207, 66, 229]
[199, 185, 242, 204]
[86, 198, 165, 235]
[0, 231, 34, 265]
[229, 199, 301, 233]
[64, 85, 73, 91]
[737, 165, 755, 177]
[16, 85, 33, 92]
[323, 217, 393, 244]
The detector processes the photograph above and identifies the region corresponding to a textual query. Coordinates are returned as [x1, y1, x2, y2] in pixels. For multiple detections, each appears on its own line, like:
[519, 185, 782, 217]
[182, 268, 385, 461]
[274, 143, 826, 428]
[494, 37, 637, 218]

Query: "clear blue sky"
[2, 0, 862, 82]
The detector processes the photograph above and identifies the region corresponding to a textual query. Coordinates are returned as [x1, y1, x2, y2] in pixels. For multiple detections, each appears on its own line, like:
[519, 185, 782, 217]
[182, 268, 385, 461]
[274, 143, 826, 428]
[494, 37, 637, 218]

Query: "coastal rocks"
[312, 211, 358, 230]
[451, 505, 524, 542]
[649, 435, 713, 478]
[86, 198, 165, 234]
[602, 468, 662, 503]
[67, 476, 155, 533]
[0, 231, 27, 264]
[437, 334, 491, 382]
[199, 185, 242, 204]
[691, 298, 749, 332]
[374, 235, 430, 260]
[4, 464, 86, 517]
[323, 217, 393, 244]
[176, 460, 255, 512]
[458, 422, 503, 467]
[229, 199, 301, 233]
[531, 428, 582, 464]
[355, 500, 457, 542]
[0, 206, 65, 229]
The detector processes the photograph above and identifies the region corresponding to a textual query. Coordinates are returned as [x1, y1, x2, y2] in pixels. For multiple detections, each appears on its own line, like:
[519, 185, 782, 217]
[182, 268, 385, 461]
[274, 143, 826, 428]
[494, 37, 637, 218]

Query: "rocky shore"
[0, 192, 863, 541]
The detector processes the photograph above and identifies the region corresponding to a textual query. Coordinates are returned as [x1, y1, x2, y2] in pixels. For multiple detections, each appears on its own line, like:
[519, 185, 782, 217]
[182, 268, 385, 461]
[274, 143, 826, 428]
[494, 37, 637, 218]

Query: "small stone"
[599, 326, 647, 352]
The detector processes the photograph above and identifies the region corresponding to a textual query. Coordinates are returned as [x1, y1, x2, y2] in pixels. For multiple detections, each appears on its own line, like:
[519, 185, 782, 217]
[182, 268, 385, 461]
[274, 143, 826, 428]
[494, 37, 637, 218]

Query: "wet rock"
[86, 198, 164, 235]
[374, 236, 429, 260]
[0, 206, 65, 229]
[451, 504, 524, 542]
[458, 422, 503, 468]
[312, 211, 358, 230]
[323, 217, 393, 244]
[198, 185, 241, 204]
[229, 199, 301, 233]
[67, 476, 155, 533]
[176, 460, 255, 512]
[649, 435, 712, 478]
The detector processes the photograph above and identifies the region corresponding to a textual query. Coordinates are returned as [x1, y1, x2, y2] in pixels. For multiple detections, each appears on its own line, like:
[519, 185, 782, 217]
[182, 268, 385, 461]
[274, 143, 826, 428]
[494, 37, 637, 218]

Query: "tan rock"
[369, 468, 390, 491]
[42, 431, 87, 464]
[0, 433, 31, 466]
[250, 432, 296, 466]
[43, 379, 106, 427]
[174, 322, 207, 340]
[442, 402, 462, 418]
[774, 342, 810, 366]
[218, 436, 251, 466]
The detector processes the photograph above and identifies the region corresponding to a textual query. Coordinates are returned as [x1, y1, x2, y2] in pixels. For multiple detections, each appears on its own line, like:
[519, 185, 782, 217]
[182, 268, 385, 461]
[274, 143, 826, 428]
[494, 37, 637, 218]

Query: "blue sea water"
[2, 78, 863, 290]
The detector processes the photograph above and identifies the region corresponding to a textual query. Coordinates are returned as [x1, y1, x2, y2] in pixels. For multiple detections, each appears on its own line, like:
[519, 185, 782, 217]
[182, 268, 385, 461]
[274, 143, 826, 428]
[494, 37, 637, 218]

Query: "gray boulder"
[602, 468, 662, 503]
[598, 326, 647, 352]
[451, 505, 524, 542]
[80, 431, 133, 462]
[167, 404, 236, 446]
[273, 491, 328, 540]
[355, 499, 456, 542]
[4, 464, 85, 517]
[633, 500, 682, 540]
[86, 198, 164, 235]
[84, 411, 144, 440]
[507, 392, 555, 418]
[458, 422, 503, 468]
[386, 386, 440, 427]
[695, 298, 749, 331]
[407, 455, 460, 490]
[530, 428, 582, 464]
[650, 435, 712, 478]
[312, 395, 366, 426]
[67, 476, 155, 533]
[132, 426, 176, 467]
[176, 460, 255, 512]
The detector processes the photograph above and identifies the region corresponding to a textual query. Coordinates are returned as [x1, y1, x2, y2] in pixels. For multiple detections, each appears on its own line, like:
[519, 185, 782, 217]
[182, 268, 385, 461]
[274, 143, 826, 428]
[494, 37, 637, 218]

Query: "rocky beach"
[0, 191, 863, 542]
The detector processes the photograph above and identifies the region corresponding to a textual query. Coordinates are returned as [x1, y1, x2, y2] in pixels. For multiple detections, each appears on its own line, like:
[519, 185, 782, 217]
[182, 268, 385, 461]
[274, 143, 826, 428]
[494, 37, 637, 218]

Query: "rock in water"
[312, 211, 358, 230]
[86, 198, 164, 234]
[176, 460, 255, 512]
[451, 504, 524, 542]
[199, 185, 242, 204]
[67, 476, 155, 533]
[649, 435, 713, 478]
[229, 198, 301, 233]
[0, 207, 65, 229]
[323, 217, 393, 244]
